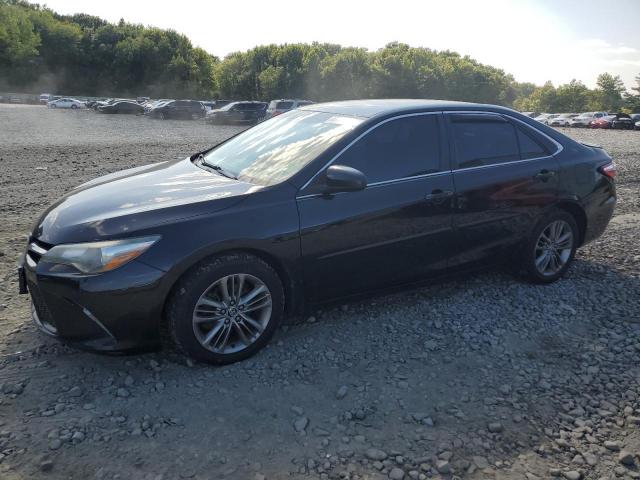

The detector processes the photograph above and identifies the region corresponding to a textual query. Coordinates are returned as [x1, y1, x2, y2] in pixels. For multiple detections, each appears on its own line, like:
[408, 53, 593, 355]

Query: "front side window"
[451, 116, 519, 168]
[203, 110, 363, 186]
[335, 115, 441, 183]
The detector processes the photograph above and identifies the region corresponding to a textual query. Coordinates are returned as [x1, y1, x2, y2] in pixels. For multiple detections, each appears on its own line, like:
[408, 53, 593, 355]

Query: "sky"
[43, 0, 640, 89]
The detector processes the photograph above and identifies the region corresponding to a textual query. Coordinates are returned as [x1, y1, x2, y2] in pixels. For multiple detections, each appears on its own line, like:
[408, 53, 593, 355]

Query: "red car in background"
[590, 113, 634, 129]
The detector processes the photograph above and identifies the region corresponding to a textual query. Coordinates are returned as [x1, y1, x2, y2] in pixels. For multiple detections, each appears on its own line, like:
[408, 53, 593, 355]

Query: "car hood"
[33, 158, 261, 245]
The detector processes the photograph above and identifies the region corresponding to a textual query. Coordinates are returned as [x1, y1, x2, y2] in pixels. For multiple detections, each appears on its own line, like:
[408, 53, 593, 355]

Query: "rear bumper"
[582, 184, 616, 245]
[21, 252, 168, 353]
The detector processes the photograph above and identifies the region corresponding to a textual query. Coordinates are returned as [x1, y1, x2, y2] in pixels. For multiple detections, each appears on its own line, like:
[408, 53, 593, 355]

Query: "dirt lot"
[0, 104, 639, 480]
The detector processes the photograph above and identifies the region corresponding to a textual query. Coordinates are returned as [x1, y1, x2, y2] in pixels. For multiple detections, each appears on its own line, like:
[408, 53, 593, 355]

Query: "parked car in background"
[98, 101, 145, 115]
[136, 96, 150, 104]
[19, 99, 616, 365]
[607, 113, 635, 130]
[90, 98, 124, 110]
[47, 98, 86, 109]
[533, 113, 555, 124]
[264, 99, 314, 119]
[205, 101, 267, 125]
[203, 100, 233, 111]
[569, 112, 608, 127]
[86, 98, 109, 109]
[143, 99, 171, 113]
[589, 116, 613, 129]
[631, 114, 640, 130]
[521, 111, 541, 118]
[148, 100, 205, 120]
[548, 113, 578, 127]
[39, 94, 52, 104]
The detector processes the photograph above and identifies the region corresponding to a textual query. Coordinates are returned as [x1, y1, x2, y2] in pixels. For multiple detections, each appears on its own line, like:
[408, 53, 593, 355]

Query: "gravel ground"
[0, 104, 639, 480]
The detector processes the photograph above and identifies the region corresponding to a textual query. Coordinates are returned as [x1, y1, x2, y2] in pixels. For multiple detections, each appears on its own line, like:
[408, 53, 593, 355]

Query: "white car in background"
[569, 112, 608, 128]
[548, 113, 578, 127]
[47, 98, 86, 109]
[534, 113, 560, 125]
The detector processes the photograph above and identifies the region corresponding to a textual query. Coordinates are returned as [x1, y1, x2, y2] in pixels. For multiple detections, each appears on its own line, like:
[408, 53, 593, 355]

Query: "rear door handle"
[425, 189, 454, 202]
[535, 169, 556, 181]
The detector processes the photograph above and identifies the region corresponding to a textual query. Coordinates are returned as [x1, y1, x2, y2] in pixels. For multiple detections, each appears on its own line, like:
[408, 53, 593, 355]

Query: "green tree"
[554, 80, 590, 112]
[0, 3, 40, 66]
[594, 73, 626, 111]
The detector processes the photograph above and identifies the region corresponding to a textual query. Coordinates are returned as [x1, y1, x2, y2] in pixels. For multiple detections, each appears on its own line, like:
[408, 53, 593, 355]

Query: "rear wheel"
[166, 253, 284, 364]
[159, 112, 166, 120]
[521, 210, 578, 284]
[71, 104, 77, 109]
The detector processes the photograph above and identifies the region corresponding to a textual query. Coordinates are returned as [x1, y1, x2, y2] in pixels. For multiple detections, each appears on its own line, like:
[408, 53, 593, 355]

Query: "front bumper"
[20, 244, 168, 353]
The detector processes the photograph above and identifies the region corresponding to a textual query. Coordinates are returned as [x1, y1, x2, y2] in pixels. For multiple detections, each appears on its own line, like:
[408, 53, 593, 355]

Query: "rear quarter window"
[515, 125, 551, 159]
[276, 101, 294, 109]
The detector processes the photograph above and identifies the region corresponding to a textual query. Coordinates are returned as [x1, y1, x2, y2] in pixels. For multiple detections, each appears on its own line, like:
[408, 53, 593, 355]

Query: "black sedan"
[205, 101, 267, 125]
[98, 101, 145, 115]
[609, 113, 635, 130]
[20, 100, 616, 364]
[148, 100, 205, 120]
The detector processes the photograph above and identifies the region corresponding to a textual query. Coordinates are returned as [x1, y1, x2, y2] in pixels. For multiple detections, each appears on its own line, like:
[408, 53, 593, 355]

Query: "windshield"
[202, 110, 363, 186]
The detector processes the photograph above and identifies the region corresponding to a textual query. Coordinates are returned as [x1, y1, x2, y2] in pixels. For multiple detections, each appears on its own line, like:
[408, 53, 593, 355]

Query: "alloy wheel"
[192, 274, 272, 354]
[534, 220, 574, 276]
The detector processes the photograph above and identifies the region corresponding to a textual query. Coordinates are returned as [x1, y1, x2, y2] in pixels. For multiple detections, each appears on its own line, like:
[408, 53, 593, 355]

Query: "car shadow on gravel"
[0, 258, 639, 479]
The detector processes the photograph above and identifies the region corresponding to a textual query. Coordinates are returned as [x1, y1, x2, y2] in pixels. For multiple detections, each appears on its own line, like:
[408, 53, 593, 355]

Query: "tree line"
[1, 0, 639, 112]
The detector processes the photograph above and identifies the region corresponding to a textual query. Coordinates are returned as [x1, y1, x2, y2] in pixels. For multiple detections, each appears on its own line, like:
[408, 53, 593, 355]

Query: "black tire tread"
[165, 253, 284, 364]
[521, 208, 579, 284]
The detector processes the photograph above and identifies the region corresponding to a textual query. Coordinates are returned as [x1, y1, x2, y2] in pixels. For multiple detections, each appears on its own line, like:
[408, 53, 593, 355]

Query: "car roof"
[298, 99, 513, 119]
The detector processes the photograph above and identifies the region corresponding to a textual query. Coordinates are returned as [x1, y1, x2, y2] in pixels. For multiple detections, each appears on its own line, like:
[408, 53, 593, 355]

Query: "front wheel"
[71, 104, 77, 109]
[521, 210, 578, 284]
[166, 253, 285, 364]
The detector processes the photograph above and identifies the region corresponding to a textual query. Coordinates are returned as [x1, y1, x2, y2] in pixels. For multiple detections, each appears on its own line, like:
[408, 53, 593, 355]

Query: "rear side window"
[516, 127, 549, 159]
[450, 116, 519, 168]
[276, 101, 294, 109]
[336, 114, 441, 183]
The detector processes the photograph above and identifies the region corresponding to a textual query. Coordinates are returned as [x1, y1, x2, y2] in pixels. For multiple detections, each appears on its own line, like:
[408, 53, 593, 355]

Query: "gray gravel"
[0, 104, 639, 479]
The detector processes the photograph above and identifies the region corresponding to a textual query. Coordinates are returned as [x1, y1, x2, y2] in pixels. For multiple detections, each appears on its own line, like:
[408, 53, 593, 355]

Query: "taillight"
[599, 162, 617, 179]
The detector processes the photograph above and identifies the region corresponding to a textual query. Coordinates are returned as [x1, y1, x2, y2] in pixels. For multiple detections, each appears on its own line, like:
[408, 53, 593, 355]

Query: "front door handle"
[534, 169, 556, 181]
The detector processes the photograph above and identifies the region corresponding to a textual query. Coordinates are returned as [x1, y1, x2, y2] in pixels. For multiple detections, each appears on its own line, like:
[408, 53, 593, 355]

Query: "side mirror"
[324, 165, 367, 194]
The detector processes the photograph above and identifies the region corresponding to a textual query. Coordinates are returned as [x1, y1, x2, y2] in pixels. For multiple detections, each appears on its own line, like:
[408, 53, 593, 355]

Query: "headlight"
[41, 236, 160, 274]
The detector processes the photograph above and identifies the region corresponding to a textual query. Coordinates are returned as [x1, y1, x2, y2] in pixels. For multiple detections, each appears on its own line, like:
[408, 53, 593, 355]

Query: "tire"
[521, 209, 579, 284]
[159, 112, 166, 120]
[71, 104, 77, 109]
[50, 104, 56, 109]
[166, 253, 285, 364]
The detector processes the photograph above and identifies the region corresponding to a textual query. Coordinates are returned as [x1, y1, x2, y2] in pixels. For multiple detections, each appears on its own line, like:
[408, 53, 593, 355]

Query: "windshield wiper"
[196, 154, 238, 180]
